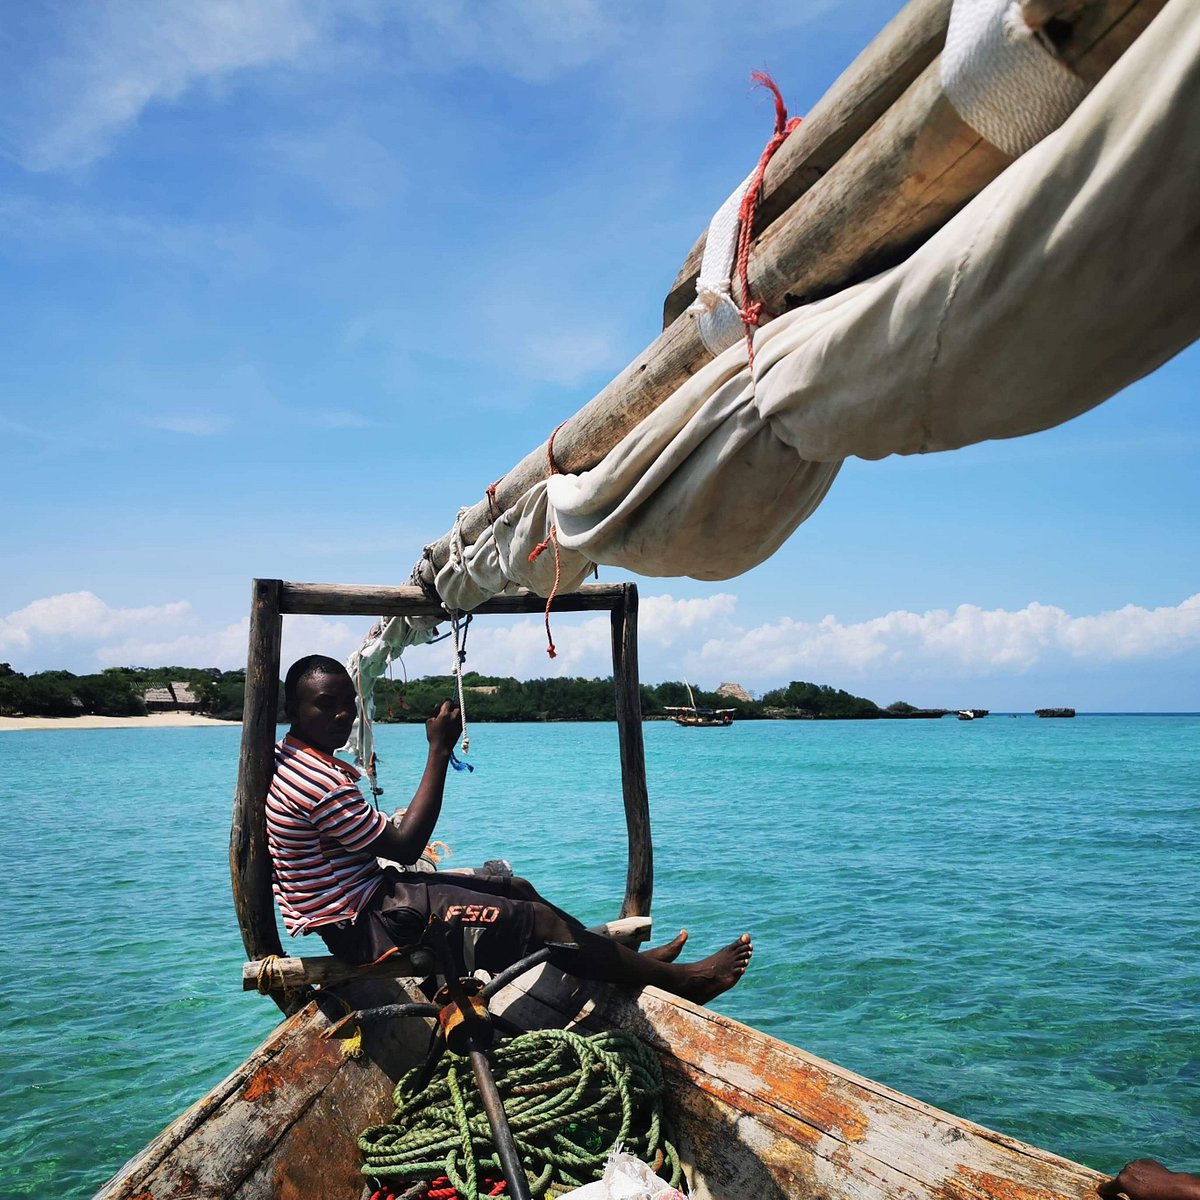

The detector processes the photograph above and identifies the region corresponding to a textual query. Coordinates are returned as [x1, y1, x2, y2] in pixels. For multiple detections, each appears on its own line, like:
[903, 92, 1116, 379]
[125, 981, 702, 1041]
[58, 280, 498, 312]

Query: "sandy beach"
[0, 713, 241, 732]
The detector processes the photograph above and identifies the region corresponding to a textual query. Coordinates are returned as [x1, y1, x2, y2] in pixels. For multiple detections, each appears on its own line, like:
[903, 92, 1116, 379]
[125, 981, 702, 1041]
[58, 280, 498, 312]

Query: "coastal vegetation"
[0, 664, 246, 720]
[0, 663, 943, 722]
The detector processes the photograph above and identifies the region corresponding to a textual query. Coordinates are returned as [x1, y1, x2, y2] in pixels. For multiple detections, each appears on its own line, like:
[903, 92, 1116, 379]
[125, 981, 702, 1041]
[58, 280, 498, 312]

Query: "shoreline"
[0, 713, 241, 732]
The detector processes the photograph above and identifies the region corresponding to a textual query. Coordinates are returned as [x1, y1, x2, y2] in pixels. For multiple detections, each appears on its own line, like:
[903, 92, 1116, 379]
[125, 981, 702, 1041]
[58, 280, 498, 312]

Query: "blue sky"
[1, 1, 1197, 710]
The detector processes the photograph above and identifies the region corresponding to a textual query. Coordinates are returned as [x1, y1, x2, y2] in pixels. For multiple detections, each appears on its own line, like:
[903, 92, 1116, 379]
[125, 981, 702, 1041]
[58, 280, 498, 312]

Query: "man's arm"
[367, 700, 461, 865]
[1098, 1161, 1200, 1200]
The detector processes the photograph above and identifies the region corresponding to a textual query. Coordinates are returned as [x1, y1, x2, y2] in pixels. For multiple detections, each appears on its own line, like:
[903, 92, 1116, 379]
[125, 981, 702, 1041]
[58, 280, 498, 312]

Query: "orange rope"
[735, 73, 801, 370]
[528, 422, 569, 658]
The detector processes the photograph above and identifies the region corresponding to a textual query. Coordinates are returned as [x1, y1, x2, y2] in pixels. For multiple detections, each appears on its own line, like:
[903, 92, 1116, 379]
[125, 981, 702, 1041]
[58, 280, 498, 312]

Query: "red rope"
[412, 1176, 507, 1200]
[529, 421, 569, 658]
[485, 477, 511, 586]
[735, 72, 801, 370]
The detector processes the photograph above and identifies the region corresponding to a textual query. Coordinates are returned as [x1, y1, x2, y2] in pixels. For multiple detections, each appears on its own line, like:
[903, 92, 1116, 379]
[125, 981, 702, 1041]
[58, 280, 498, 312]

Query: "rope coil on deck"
[359, 1029, 681, 1200]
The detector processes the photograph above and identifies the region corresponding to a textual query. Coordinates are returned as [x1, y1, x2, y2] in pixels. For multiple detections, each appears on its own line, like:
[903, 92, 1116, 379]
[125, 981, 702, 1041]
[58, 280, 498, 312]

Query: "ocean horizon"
[2, 714, 1196, 1196]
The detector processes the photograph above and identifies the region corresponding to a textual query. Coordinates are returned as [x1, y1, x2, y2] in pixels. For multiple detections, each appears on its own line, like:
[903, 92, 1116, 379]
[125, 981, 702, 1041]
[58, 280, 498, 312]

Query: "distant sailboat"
[664, 681, 735, 727]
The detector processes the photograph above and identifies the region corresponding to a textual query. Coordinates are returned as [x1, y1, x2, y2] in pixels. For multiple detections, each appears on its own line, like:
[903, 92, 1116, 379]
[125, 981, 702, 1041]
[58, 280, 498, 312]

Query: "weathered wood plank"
[749, 60, 1011, 311]
[229, 579, 290, 1013]
[279, 580, 631, 617]
[486, 967, 1103, 1200]
[243, 949, 434, 992]
[1018, 0, 1088, 31]
[242, 916, 652, 992]
[101, 950, 1105, 1200]
[611, 586, 653, 918]
[1049, 0, 1168, 83]
[662, 0, 953, 327]
[597, 990, 1105, 1200]
[96, 979, 431, 1200]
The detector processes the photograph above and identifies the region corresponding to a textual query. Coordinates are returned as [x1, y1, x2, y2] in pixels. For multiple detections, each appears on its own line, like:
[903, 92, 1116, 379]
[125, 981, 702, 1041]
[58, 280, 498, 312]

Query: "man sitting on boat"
[267, 654, 752, 1004]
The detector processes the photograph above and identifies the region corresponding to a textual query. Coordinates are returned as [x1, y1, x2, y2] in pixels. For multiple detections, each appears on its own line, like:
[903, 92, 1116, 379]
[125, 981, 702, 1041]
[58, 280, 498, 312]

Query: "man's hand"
[426, 700, 462, 756]
[1098, 1161, 1200, 1200]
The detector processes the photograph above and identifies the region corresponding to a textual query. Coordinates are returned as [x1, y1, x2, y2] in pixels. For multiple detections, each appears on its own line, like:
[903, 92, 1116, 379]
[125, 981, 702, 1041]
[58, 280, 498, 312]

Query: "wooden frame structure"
[229, 579, 654, 1008]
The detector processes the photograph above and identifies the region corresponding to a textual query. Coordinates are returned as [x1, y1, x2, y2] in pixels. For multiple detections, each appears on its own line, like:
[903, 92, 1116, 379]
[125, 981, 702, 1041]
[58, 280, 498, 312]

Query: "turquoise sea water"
[1, 716, 1197, 1196]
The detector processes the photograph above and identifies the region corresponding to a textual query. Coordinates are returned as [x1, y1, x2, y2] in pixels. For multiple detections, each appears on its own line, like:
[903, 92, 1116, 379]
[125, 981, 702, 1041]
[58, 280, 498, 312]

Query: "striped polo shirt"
[267, 735, 388, 935]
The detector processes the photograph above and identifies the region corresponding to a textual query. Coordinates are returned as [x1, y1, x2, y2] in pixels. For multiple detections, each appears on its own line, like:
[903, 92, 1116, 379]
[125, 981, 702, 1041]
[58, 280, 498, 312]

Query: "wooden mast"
[413, 0, 1165, 592]
[229, 581, 653, 1008]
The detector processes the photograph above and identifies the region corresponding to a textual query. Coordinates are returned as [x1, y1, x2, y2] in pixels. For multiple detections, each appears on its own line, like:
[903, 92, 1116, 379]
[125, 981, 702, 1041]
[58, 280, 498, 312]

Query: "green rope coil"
[359, 1029, 682, 1199]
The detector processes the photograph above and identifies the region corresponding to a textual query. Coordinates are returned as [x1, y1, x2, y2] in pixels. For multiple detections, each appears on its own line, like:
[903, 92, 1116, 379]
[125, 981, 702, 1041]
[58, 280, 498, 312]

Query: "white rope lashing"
[688, 169, 755, 357]
[941, 0, 1090, 158]
[450, 610, 470, 757]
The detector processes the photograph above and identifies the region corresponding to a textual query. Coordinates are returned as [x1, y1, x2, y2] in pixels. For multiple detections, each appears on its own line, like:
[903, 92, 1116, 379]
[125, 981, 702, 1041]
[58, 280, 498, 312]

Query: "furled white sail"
[432, 0, 1197, 607]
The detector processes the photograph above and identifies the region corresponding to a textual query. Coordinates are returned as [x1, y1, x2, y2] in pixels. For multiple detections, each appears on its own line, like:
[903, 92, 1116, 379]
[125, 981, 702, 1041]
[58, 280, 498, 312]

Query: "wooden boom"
[414, 0, 1164, 591]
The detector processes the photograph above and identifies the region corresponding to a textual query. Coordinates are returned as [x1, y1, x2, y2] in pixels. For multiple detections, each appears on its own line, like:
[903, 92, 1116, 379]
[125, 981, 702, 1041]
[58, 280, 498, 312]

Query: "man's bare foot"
[677, 934, 753, 1004]
[643, 929, 688, 963]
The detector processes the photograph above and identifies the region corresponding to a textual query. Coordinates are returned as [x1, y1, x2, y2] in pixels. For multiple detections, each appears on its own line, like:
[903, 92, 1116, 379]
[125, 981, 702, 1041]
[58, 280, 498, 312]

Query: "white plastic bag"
[558, 1149, 685, 1200]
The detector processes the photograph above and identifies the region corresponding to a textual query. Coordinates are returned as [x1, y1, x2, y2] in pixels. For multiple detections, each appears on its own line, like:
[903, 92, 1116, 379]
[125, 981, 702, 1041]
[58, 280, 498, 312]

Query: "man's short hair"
[283, 654, 350, 710]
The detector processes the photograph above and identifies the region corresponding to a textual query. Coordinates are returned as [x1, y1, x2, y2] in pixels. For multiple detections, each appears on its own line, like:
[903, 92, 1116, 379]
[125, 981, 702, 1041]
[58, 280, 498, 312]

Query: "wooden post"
[611, 584, 653, 918]
[229, 581, 654, 1001]
[229, 579, 292, 1010]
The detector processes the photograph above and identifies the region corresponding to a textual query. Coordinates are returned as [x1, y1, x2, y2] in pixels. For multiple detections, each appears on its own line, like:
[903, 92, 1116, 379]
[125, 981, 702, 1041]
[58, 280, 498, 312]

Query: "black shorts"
[317, 869, 539, 975]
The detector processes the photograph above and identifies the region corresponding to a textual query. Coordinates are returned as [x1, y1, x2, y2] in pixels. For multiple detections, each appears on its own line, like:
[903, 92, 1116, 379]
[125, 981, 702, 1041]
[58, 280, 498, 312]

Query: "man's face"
[289, 669, 357, 754]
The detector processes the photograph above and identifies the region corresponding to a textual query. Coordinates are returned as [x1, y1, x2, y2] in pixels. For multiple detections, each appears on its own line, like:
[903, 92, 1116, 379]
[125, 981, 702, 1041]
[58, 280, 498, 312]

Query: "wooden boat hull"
[96, 968, 1104, 1200]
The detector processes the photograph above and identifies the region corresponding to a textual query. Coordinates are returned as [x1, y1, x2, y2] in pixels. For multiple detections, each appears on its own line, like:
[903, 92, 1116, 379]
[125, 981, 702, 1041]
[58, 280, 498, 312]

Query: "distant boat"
[956, 710, 975, 721]
[664, 681, 735, 727]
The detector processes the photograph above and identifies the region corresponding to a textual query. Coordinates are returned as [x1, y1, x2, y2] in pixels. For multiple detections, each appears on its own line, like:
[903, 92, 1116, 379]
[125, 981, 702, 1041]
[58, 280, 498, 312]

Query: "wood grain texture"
[662, 0, 953, 327]
[1050, 0, 1169, 82]
[489, 972, 1105, 1200]
[103, 955, 1103, 1200]
[229, 580, 290, 1012]
[279, 581, 630, 617]
[94, 991, 408, 1199]
[242, 917, 653, 992]
[611, 587, 653, 919]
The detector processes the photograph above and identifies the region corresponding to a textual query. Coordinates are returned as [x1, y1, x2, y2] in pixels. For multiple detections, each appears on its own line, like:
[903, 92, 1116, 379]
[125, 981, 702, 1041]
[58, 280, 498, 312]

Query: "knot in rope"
[255, 955, 285, 995]
[358, 1029, 681, 1200]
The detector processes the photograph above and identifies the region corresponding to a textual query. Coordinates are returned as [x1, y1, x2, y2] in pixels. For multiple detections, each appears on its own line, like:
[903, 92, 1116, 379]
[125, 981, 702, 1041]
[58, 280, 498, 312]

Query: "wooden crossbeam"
[243, 916, 653, 993]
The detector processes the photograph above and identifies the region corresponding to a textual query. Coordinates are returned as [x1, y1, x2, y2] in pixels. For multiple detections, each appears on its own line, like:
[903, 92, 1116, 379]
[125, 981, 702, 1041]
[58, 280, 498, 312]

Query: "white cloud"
[520, 329, 623, 389]
[397, 593, 739, 681]
[641, 593, 738, 642]
[0, 591, 368, 674]
[0, 592, 191, 656]
[0, 194, 254, 270]
[145, 413, 233, 436]
[399, 1, 618, 85]
[99, 613, 367, 672]
[262, 119, 404, 212]
[694, 594, 1200, 683]
[5, 591, 1197, 695]
[401, 614, 614, 681]
[14, 0, 324, 171]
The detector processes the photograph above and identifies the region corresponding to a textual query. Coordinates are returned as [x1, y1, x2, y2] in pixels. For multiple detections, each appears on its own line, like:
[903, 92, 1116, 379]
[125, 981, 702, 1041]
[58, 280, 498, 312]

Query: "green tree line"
[0, 664, 246, 720]
[0, 663, 942, 722]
